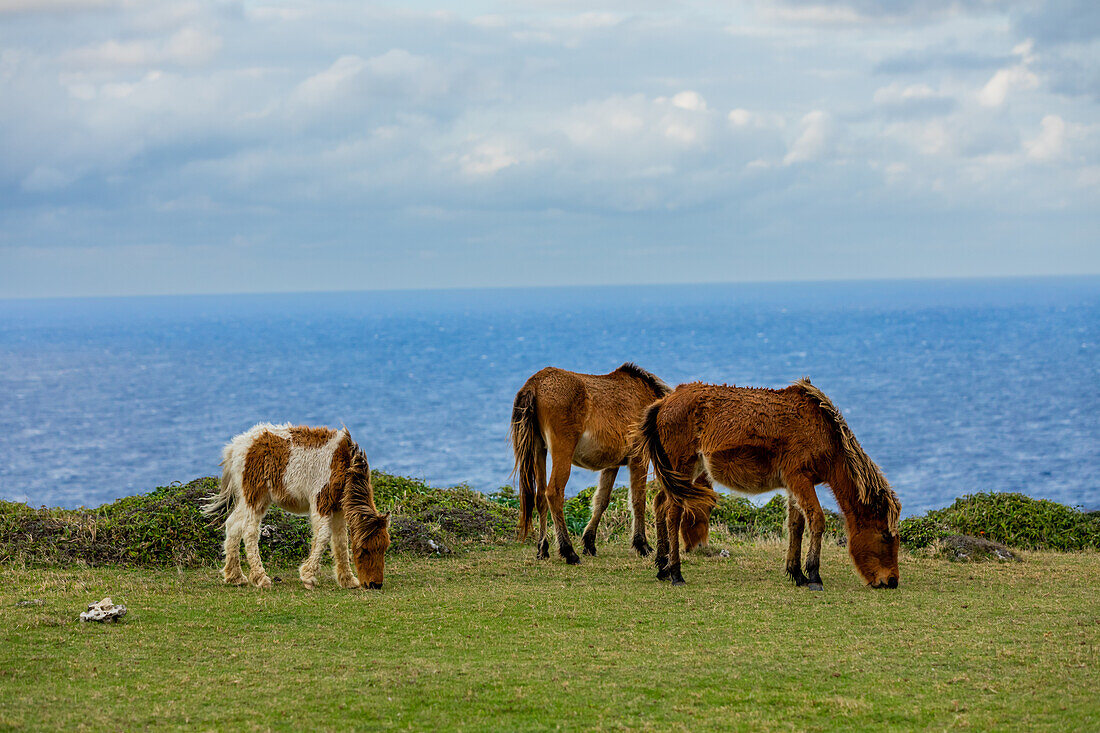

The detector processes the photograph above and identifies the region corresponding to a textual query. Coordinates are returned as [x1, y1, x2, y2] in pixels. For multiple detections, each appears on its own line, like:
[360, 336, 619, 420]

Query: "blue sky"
[1, 0, 1098, 297]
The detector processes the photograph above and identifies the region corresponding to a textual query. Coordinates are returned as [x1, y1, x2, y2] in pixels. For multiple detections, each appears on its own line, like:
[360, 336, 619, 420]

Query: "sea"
[1, 277, 1098, 516]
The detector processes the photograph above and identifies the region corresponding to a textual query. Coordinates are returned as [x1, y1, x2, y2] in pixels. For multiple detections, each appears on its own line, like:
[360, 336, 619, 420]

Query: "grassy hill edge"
[2, 473, 1098, 567]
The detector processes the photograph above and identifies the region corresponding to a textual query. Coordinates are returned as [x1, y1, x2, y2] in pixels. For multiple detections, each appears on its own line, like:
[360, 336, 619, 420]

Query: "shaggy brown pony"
[633, 379, 901, 589]
[203, 423, 391, 590]
[511, 363, 707, 563]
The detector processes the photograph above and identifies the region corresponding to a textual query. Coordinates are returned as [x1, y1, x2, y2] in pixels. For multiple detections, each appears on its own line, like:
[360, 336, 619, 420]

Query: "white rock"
[79, 597, 127, 623]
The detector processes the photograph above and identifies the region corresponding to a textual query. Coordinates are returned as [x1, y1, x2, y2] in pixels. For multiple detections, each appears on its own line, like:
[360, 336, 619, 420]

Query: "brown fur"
[510, 362, 676, 563]
[289, 425, 336, 449]
[241, 432, 294, 511]
[316, 431, 353, 517]
[633, 380, 901, 589]
[343, 448, 391, 588]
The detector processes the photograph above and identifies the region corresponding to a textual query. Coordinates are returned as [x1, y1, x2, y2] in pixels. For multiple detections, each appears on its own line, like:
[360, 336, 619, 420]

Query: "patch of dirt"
[936, 534, 1021, 562]
[388, 517, 451, 555]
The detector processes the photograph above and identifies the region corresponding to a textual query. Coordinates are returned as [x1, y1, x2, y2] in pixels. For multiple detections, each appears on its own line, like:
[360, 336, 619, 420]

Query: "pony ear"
[383, 511, 391, 526]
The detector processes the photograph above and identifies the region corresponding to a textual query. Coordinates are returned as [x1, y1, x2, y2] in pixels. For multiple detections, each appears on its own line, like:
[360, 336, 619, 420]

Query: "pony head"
[847, 516, 900, 589]
[344, 447, 391, 589]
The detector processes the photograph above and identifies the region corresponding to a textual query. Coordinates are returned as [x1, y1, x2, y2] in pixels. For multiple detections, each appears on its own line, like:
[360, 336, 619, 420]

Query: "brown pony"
[203, 423, 392, 589]
[511, 363, 708, 563]
[633, 379, 901, 589]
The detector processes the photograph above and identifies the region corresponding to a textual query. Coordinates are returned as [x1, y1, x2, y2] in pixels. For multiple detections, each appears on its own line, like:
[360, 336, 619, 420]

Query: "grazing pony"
[203, 423, 391, 589]
[633, 379, 901, 589]
[511, 363, 708, 563]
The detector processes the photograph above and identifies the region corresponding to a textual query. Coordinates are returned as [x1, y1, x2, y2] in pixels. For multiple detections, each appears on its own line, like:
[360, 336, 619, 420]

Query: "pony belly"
[274, 496, 312, 515]
[572, 431, 626, 471]
[702, 455, 785, 495]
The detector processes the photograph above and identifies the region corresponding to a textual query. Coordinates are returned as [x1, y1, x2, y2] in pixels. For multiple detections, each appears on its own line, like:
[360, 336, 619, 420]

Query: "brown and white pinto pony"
[633, 379, 901, 589]
[203, 423, 391, 589]
[511, 363, 709, 563]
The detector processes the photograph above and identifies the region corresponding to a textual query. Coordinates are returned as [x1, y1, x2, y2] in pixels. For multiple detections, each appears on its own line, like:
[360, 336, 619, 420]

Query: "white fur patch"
[221, 423, 347, 514]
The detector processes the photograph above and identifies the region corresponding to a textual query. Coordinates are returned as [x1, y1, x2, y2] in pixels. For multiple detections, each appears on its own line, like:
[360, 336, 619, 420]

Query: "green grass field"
[2, 541, 1097, 731]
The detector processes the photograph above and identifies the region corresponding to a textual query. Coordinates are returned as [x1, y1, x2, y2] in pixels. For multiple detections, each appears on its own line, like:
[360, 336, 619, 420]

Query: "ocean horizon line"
[3, 272, 1100, 305]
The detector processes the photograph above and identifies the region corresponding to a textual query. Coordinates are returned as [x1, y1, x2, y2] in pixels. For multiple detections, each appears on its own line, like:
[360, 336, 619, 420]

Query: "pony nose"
[887, 576, 898, 589]
[368, 581, 383, 590]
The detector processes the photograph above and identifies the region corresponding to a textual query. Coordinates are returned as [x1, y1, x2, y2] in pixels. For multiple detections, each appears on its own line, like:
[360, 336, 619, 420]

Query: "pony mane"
[794, 378, 900, 531]
[615, 362, 671, 397]
[343, 447, 387, 541]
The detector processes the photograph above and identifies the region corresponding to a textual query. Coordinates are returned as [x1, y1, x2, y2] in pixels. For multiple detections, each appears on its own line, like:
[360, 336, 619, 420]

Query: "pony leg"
[299, 510, 332, 589]
[665, 501, 686, 585]
[547, 442, 580, 564]
[628, 457, 652, 557]
[242, 506, 273, 588]
[786, 476, 826, 591]
[535, 450, 550, 560]
[785, 494, 809, 586]
[653, 489, 670, 579]
[221, 502, 248, 585]
[581, 467, 617, 556]
[329, 510, 360, 589]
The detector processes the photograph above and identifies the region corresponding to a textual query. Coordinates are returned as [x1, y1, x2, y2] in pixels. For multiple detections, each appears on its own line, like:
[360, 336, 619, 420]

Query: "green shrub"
[0, 473, 519, 567]
[486, 485, 520, 510]
[924, 492, 1100, 551]
[898, 515, 951, 549]
[396, 486, 517, 540]
[372, 471, 433, 509]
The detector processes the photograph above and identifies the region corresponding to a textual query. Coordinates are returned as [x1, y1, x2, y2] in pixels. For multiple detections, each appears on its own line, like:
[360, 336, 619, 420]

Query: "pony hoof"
[338, 577, 361, 589]
[253, 576, 273, 589]
[582, 534, 597, 556]
[807, 583, 824, 592]
[632, 538, 652, 557]
[564, 552, 581, 565]
[302, 580, 316, 590]
[656, 570, 670, 581]
[668, 564, 685, 585]
[537, 540, 550, 559]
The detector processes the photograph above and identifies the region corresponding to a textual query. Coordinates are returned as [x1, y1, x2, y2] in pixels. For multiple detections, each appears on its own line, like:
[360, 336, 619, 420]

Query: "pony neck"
[826, 464, 874, 530]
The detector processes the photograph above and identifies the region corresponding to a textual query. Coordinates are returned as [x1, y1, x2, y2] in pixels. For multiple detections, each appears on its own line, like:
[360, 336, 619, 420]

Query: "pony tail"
[632, 399, 717, 515]
[510, 387, 542, 541]
[202, 452, 237, 516]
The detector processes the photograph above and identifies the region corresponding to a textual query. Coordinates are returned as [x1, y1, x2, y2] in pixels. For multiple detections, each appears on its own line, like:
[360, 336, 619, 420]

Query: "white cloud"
[21, 165, 76, 191]
[0, 0, 116, 12]
[1025, 115, 1067, 161]
[874, 82, 936, 105]
[457, 140, 520, 176]
[978, 66, 1039, 107]
[728, 108, 753, 126]
[727, 108, 784, 129]
[2, 0, 1099, 295]
[671, 90, 707, 112]
[978, 39, 1039, 107]
[293, 55, 367, 106]
[163, 25, 222, 64]
[784, 110, 831, 164]
[62, 25, 221, 68]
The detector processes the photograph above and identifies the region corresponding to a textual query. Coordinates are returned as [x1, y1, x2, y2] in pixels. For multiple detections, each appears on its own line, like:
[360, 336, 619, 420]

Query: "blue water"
[1, 278, 1098, 516]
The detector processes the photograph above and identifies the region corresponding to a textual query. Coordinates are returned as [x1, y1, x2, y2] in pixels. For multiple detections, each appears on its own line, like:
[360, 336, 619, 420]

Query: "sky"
[1, 0, 1098, 298]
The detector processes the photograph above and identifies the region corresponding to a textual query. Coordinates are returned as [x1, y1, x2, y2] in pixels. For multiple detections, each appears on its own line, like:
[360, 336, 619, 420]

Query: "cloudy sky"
[1, 0, 1098, 298]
